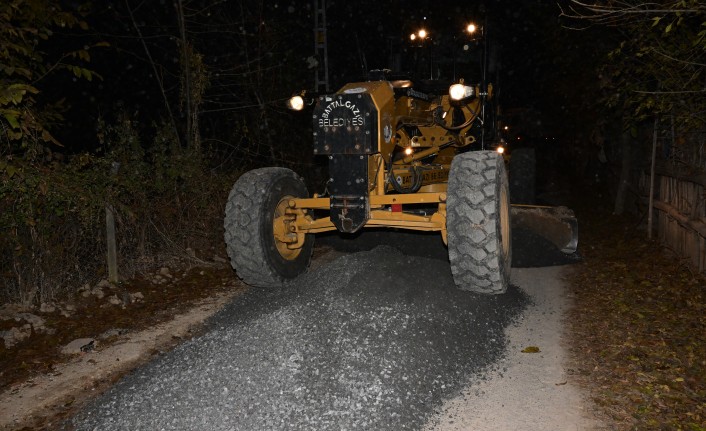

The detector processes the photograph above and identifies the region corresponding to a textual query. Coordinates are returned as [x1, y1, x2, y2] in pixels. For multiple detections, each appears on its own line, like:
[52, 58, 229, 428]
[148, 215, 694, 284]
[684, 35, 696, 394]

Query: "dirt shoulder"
[0, 265, 245, 430]
[565, 201, 706, 430]
[0, 246, 344, 430]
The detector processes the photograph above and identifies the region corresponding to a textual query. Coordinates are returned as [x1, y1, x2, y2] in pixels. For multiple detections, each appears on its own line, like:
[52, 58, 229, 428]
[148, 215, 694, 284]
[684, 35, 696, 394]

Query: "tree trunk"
[648, 117, 658, 239]
[175, 0, 192, 150]
[614, 130, 632, 215]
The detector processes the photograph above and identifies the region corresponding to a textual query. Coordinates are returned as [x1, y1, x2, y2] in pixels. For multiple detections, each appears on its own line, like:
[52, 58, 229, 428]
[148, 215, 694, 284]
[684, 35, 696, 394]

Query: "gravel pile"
[69, 245, 528, 430]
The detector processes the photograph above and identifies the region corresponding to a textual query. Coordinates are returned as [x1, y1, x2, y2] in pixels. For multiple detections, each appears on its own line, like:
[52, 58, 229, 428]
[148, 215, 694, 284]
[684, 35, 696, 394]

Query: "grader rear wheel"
[447, 151, 511, 294]
[224, 168, 314, 287]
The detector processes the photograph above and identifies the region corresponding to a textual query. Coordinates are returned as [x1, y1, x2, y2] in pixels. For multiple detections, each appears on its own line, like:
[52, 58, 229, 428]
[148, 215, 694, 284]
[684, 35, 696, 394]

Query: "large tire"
[224, 168, 314, 287]
[447, 151, 512, 294]
[509, 147, 536, 204]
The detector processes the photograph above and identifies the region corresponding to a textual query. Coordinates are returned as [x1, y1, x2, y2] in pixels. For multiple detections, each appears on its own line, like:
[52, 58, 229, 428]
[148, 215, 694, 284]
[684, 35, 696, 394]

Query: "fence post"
[648, 117, 658, 240]
[106, 162, 120, 283]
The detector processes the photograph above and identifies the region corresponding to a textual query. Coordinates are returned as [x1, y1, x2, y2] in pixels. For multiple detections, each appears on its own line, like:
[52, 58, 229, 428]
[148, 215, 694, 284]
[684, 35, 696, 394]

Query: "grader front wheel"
[447, 151, 512, 294]
[224, 168, 314, 287]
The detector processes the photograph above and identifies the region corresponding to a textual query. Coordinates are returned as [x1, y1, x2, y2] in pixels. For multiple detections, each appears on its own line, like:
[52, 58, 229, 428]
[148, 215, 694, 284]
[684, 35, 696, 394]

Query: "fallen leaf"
[522, 346, 541, 353]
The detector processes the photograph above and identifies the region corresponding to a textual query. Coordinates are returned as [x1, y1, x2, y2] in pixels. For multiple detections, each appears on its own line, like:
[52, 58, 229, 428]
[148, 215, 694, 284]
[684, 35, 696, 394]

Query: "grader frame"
[224, 72, 571, 294]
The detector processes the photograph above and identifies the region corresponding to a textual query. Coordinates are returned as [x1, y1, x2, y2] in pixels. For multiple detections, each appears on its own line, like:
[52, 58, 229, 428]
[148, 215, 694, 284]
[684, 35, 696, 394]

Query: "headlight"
[496, 146, 505, 154]
[287, 95, 304, 111]
[449, 84, 474, 101]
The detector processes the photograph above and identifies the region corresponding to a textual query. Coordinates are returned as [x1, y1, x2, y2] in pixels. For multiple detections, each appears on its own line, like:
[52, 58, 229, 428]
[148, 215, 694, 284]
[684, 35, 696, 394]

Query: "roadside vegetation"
[0, 0, 312, 305]
[559, 4, 706, 428]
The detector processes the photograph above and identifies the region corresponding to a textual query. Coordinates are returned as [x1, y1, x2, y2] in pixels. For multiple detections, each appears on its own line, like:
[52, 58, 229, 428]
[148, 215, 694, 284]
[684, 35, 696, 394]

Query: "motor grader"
[223, 70, 577, 294]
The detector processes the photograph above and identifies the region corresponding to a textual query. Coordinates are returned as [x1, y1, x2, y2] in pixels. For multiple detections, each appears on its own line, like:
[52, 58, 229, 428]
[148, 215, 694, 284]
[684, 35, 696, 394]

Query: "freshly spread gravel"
[69, 244, 528, 430]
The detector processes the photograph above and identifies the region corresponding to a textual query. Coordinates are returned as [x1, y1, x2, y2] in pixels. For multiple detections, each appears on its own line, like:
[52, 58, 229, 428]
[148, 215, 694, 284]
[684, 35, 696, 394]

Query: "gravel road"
[426, 266, 601, 430]
[67, 232, 590, 430]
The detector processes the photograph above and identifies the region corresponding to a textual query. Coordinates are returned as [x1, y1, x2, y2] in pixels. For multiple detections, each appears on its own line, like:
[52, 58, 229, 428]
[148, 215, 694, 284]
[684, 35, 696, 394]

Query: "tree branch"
[559, 0, 704, 27]
[633, 89, 706, 94]
[125, 0, 181, 147]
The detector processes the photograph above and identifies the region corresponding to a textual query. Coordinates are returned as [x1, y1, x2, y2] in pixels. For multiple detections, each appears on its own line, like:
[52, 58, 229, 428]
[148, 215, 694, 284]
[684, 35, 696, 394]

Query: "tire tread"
[447, 151, 511, 294]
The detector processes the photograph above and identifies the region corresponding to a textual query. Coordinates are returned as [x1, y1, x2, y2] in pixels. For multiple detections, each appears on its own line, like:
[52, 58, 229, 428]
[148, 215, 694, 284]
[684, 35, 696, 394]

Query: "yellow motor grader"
[224, 71, 577, 294]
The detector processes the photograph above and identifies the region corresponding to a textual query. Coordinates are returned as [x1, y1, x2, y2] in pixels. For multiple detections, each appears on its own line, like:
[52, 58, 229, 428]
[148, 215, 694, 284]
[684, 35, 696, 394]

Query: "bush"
[0, 113, 237, 306]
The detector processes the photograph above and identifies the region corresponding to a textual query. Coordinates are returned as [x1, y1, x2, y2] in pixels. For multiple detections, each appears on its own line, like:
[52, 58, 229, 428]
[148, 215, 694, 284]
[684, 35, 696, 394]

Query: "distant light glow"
[496, 146, 505, 154]
[410, 33, 416, 41]
[466, 23, 477, 34]
[418, 29, 427, 39]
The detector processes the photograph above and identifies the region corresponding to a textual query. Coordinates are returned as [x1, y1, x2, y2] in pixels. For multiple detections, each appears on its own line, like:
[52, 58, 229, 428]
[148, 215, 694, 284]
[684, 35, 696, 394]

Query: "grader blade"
[511, 205, 578, 254]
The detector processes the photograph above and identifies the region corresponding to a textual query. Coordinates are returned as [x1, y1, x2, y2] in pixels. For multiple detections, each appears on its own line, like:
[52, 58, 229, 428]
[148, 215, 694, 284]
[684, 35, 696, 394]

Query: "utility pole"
[314, 0, 330, 92]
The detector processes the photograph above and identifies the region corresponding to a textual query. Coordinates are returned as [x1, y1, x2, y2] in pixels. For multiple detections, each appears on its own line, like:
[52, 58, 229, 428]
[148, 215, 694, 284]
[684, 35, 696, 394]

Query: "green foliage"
[150, 120, 206, 195]
[0, 0, 103, 156]
[0, 151, 110, 303]
[596, 1, 706, 129]
[0, 111, 235, 304]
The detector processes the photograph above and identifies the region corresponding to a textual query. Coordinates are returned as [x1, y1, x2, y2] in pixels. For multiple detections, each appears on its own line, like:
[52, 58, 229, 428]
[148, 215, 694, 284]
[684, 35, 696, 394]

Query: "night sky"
[48, 0, 608, 156]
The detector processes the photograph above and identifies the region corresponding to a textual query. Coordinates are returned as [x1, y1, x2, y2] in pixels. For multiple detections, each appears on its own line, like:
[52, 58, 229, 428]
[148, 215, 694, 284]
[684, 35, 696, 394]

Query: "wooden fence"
[643, 165, 706, 273]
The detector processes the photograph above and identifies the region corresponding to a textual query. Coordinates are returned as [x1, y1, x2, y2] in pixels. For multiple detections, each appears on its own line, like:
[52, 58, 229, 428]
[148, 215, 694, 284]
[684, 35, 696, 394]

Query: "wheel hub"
[273, 197, 303, 261]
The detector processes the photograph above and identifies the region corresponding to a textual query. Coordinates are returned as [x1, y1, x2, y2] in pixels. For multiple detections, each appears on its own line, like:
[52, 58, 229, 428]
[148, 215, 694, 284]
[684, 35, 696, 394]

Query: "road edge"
[0, 290, 239, 430]
[425, 266, 605, 430]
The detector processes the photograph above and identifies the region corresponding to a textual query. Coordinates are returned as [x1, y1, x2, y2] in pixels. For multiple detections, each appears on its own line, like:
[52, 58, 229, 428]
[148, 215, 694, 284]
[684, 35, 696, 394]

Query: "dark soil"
[0, 266, 243, 393]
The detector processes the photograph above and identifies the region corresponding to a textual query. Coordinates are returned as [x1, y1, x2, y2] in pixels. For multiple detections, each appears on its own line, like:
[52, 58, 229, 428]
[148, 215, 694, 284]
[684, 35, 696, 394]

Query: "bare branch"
[633, 89, 706, 94]
[125, 0, 181, 147]
[560, 0, 705, 27]
[650, 48, 706, 68]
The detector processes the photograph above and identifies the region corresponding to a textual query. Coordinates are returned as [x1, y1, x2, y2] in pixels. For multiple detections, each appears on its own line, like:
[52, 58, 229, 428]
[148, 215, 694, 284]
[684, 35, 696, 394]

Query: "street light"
[410, 29, 428, 42]
[461, 20, 488, 147]
[463, 22, 482, 50]
[409, 28, 433, 78]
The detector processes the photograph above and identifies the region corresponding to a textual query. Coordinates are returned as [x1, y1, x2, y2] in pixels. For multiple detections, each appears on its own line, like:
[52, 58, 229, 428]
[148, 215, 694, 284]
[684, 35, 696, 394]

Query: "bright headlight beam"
[449, 84, 473, 101]
[287, 95, 304, 111]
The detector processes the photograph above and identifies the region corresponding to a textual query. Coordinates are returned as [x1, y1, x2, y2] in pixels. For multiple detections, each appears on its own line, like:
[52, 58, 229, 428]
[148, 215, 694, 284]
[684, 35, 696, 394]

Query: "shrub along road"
[66, 232, 598, 430]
